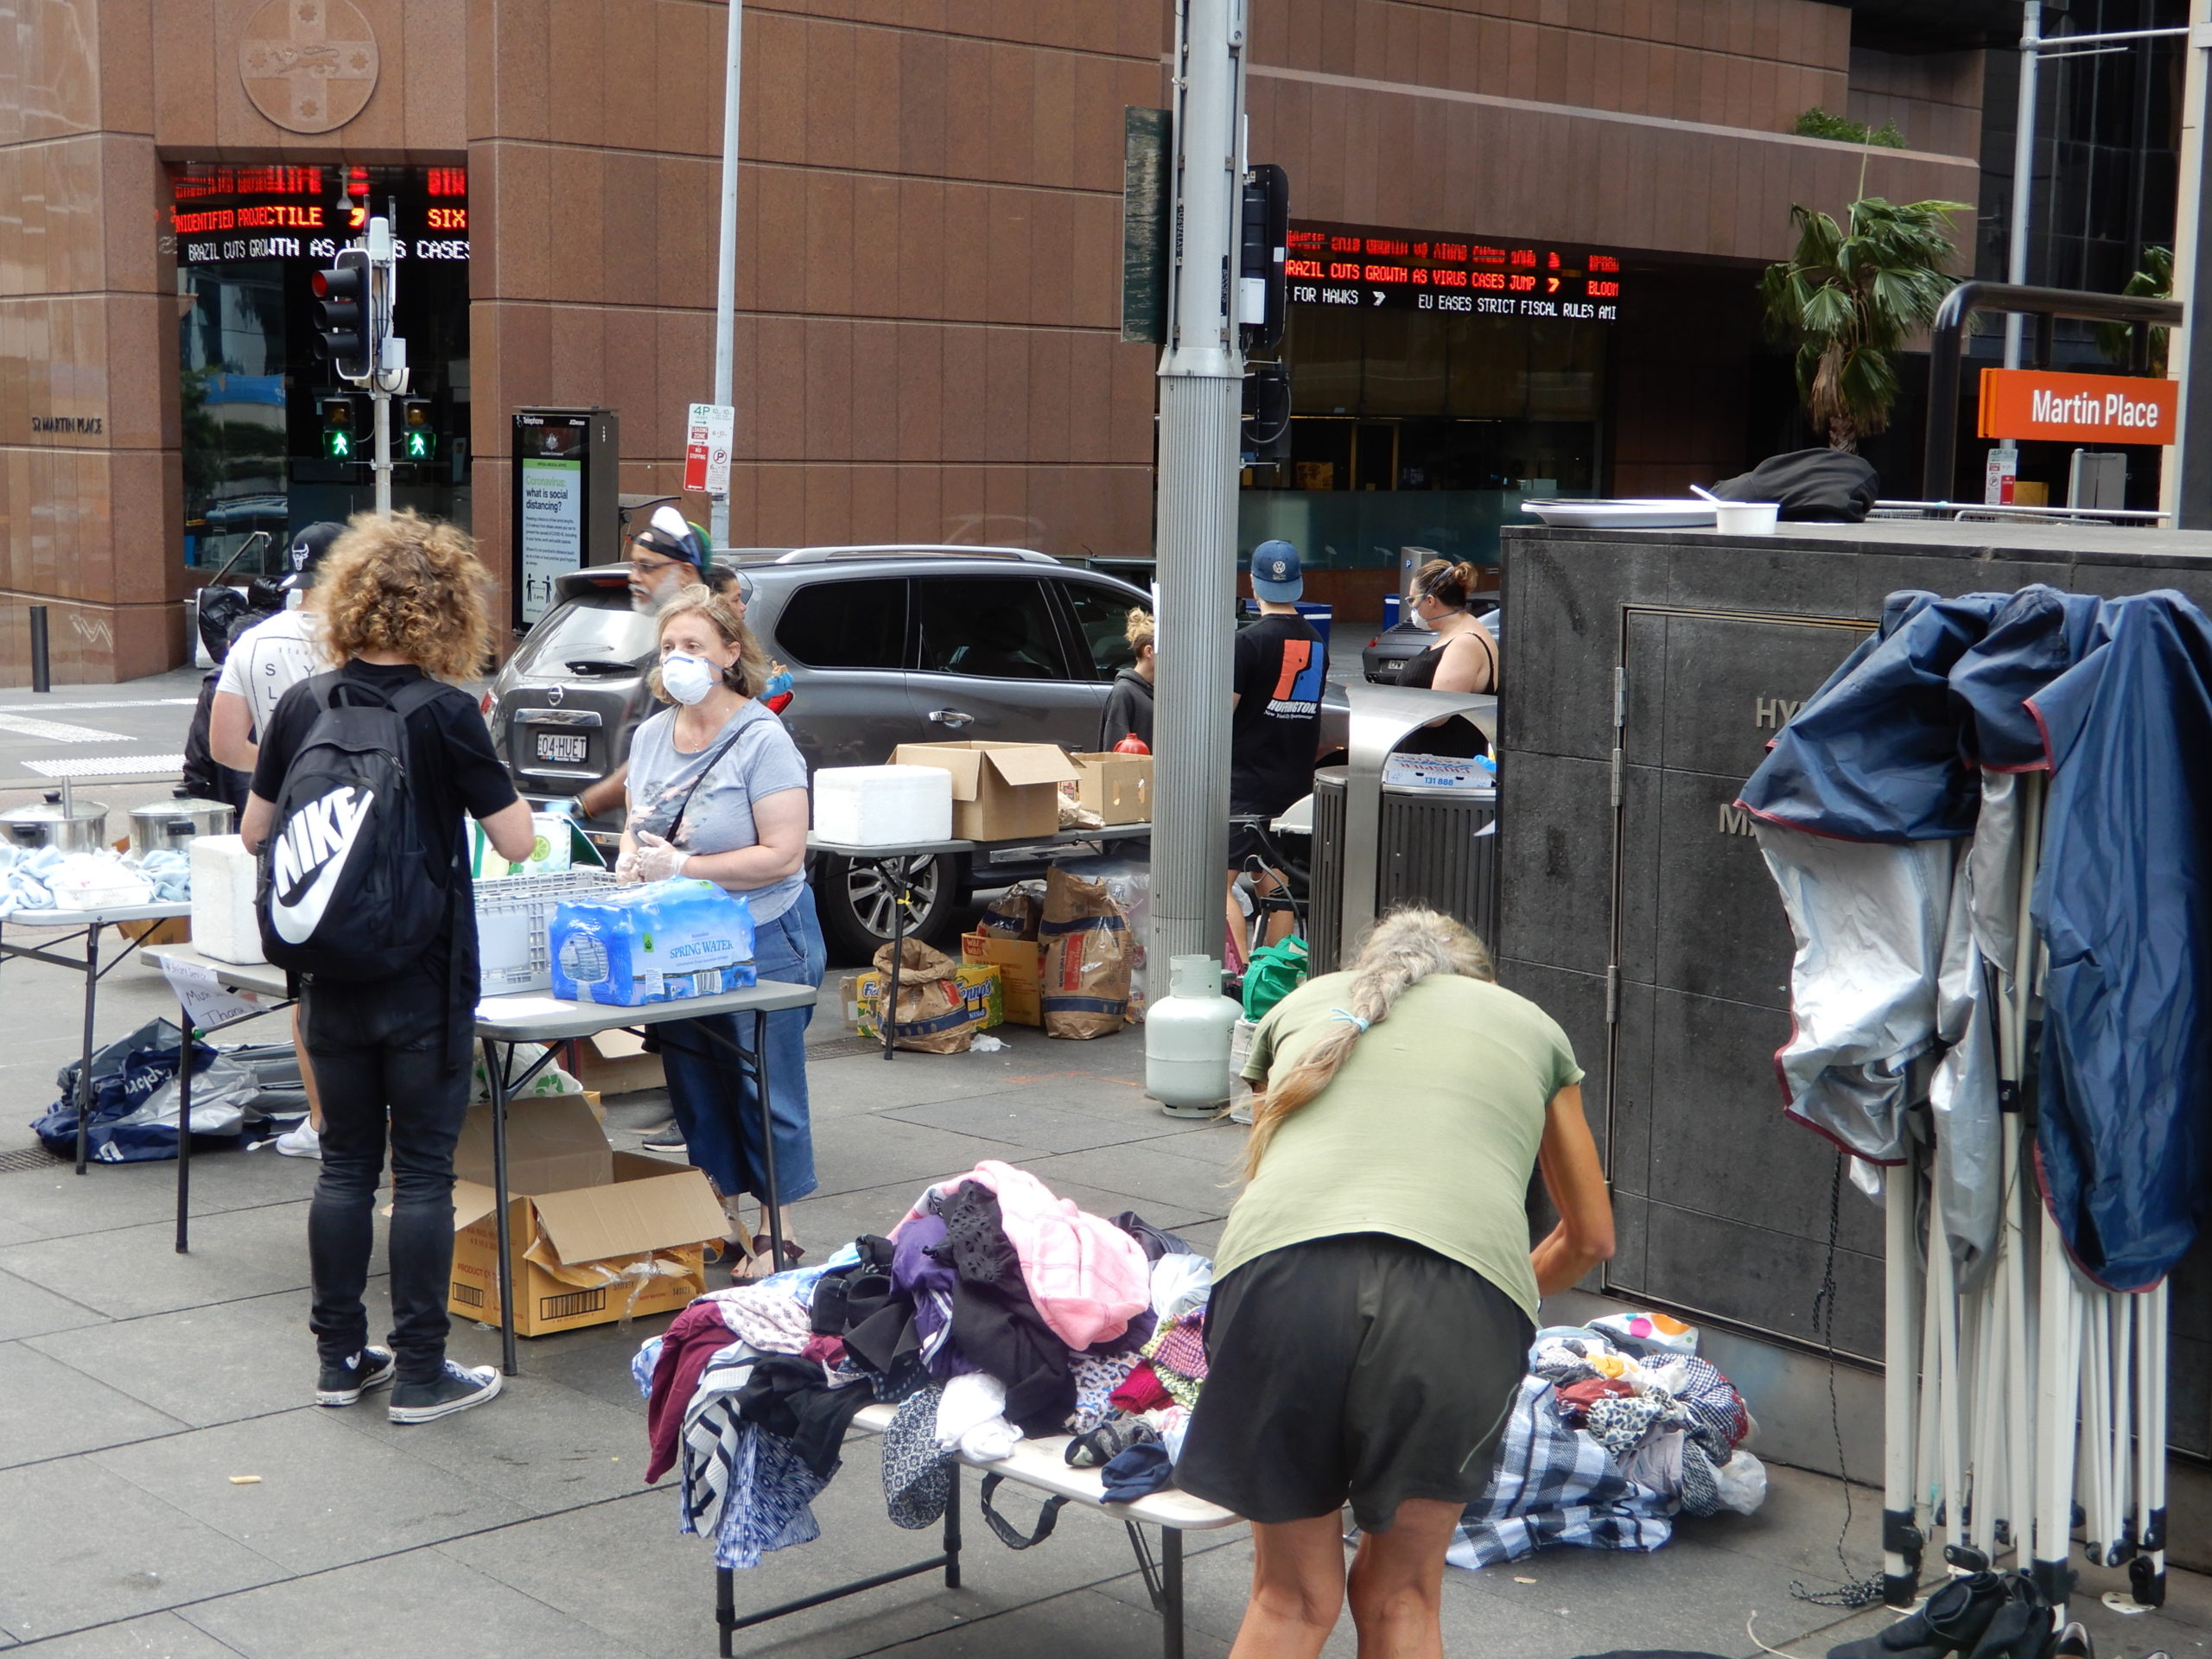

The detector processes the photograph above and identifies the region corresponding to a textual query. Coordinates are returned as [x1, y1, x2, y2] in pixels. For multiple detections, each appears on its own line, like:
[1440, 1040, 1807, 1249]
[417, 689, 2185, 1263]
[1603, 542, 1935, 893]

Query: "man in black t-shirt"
[1228, 539, 1324, 955]
[241, 512, 534, 1427]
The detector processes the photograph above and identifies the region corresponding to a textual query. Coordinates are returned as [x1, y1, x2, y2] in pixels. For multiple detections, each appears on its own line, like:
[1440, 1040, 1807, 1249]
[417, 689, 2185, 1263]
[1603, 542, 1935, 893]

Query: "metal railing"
[1921, 280, 2183, 503]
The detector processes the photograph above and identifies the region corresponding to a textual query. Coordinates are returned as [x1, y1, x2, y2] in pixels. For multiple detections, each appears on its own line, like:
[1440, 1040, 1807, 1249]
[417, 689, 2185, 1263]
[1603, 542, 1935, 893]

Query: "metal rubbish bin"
[1310, 767, 1499, 970]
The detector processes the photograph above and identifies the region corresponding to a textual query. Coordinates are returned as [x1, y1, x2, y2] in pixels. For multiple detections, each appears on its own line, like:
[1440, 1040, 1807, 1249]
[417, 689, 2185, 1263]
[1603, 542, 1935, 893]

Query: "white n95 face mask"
[660, 652, 719, 705]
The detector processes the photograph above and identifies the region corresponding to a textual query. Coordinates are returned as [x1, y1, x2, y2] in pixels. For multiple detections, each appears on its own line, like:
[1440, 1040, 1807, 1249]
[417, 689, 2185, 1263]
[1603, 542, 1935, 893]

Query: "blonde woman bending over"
[1178, 908, 1614, 1659]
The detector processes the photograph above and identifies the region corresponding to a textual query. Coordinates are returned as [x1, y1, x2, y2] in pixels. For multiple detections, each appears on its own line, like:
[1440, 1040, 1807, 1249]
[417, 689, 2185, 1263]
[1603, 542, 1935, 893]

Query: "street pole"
[2005, 2, 2043, 373]
[2164, 0, 2212, 526]
[1145, 0, 1245, 989]
[367, 213, 397, 518]
[710, 0, 745, 550]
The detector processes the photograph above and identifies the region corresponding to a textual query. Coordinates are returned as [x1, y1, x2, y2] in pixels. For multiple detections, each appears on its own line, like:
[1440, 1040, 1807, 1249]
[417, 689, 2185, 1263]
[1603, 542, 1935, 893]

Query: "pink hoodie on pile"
[890, 1160, 1151, 1350]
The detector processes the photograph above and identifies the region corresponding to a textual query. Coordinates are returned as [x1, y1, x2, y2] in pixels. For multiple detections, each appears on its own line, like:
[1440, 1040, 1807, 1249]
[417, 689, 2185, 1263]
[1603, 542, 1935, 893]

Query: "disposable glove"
[632, 830, 692, 883]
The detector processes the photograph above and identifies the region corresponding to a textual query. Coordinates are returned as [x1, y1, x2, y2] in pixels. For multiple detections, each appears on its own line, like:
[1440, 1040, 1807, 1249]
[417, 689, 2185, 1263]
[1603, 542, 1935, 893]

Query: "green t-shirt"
[1216, 970, 1585, 1324]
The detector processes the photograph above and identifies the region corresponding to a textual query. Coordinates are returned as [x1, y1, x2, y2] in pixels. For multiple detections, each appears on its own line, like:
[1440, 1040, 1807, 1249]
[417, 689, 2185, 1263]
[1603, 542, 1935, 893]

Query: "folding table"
[716, 1400, 1241, 1659]
[808, 824, 1150, 1058]
[4, 901, 194, 1173]
[141, 944, 817, 1375]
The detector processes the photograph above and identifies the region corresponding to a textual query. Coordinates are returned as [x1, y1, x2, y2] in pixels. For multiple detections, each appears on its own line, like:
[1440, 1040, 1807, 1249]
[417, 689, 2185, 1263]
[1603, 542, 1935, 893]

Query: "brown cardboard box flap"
[982, 744, 1082, 786]
[451, 1179, 503, 1234]
[530, 1165, 728, 1265]
[455, 1094, 613, 1195]
[585, 1027, 651, 1060]
[890, 742, 985, 801]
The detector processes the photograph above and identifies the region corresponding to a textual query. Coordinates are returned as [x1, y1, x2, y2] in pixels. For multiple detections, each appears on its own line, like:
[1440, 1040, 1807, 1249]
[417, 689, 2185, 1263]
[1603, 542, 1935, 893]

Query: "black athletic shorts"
[1177, 1232, 1532, 1533]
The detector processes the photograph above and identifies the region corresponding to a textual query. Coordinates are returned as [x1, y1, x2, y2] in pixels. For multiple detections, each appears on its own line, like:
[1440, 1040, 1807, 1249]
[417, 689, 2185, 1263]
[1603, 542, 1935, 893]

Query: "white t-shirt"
[215, 609, 328, 736]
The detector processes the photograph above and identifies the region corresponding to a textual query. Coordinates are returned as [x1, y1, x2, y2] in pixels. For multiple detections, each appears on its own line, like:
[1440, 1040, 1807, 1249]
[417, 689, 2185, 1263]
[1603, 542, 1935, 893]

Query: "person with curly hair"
[616, 584, 823, 1277]
[241, 511, 537, 1426]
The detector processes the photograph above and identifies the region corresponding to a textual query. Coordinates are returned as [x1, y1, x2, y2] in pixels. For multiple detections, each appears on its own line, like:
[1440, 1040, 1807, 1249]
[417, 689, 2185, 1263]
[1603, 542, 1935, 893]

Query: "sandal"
[741, 1235, 805, 1279]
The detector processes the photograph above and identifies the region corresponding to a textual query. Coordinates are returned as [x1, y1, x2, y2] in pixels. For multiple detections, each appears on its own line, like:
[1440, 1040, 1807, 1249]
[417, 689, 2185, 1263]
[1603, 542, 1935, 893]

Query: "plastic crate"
[475, 868, 619, 996]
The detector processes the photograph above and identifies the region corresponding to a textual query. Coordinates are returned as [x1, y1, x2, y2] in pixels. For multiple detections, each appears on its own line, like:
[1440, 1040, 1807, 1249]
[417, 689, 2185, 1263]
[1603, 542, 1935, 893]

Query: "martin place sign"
[1979, 367, 2178, 446]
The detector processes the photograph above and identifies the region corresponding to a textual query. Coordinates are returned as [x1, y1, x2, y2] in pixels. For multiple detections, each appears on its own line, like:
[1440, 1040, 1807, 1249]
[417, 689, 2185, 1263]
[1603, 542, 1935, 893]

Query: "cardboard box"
[889, 741, 1081, 841]
[1070, 753, 1153, 824]
[448, 1095, 727, 1337]
[558, 1027, 665, 1096]
[842, 964, 1002, 1039]
[963, 931, 1044, 1027]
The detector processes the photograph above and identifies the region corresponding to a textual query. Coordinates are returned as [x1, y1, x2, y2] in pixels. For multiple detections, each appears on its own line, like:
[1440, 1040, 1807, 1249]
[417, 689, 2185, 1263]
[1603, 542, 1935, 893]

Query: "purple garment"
[893, 1212, 973, 1376]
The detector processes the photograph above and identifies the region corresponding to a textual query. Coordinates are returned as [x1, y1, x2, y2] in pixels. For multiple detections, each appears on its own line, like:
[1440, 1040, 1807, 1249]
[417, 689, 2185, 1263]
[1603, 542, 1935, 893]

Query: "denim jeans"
[302, 968, 470, 1384]
[657, 893, 826, 1207]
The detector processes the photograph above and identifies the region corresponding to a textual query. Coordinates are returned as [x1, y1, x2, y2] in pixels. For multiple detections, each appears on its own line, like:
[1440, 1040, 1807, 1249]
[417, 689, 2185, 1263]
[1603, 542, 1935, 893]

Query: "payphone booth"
[511, 408, 619, 629]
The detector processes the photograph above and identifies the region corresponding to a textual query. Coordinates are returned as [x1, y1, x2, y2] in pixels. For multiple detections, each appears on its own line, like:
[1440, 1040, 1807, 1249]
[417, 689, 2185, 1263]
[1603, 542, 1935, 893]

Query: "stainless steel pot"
[0, 792, 111, 853]
[128, 791, 234, 855]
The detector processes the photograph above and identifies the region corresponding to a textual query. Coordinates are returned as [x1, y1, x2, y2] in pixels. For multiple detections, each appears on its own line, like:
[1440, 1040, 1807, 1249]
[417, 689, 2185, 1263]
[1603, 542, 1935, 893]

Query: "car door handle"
[927, 709, 976, 728]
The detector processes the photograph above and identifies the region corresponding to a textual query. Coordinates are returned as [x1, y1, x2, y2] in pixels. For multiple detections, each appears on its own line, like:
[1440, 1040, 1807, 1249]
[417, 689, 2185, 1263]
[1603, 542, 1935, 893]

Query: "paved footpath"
[0, 680, 2203, 1656]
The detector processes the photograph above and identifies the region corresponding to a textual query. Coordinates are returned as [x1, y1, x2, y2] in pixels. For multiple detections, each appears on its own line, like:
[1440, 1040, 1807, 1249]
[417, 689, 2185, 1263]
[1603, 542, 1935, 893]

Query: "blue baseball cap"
[1250, 539, 1303, 602]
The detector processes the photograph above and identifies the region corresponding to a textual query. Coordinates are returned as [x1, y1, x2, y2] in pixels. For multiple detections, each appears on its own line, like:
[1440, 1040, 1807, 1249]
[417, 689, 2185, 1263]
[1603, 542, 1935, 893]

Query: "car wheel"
[813, 852, 961, 963]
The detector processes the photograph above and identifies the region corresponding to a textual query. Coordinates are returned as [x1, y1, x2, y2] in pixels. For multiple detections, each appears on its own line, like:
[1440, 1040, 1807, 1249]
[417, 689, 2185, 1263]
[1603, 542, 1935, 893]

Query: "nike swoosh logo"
[269, 786, 373, 944]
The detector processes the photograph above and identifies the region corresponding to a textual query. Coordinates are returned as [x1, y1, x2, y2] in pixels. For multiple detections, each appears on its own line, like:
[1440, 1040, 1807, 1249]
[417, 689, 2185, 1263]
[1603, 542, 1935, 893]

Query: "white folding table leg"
[2032, 1215, 2081, 1620]
[1884, 1159, 1925, 1605]
[2130, 1281, 2168, 1607]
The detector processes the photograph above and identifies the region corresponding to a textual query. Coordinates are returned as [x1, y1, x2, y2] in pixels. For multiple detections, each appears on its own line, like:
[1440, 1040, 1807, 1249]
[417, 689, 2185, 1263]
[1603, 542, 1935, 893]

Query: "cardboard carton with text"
[1070, 752, 1152, 824]
[447, 1094, 726, 1336]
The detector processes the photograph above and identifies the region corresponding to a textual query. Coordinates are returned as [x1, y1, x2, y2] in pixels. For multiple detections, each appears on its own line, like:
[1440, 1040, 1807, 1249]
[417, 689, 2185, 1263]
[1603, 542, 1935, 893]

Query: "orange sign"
[1978, 368, 2178, 445]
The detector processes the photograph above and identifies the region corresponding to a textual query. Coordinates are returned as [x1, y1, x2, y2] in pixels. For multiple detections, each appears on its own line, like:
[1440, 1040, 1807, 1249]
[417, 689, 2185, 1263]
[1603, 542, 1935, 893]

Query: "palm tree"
[2095, 246, 2171, 376]
[1759, 197, 1968, 451]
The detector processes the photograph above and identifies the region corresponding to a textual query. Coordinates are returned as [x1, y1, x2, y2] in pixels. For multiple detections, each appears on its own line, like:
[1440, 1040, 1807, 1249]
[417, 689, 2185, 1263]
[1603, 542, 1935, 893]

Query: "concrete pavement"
[0, 675, 2204, 1657]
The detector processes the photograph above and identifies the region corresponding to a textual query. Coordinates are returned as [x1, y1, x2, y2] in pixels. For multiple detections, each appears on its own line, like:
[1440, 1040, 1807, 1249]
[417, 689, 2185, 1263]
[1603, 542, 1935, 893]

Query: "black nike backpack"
[257, 672, 451, 979]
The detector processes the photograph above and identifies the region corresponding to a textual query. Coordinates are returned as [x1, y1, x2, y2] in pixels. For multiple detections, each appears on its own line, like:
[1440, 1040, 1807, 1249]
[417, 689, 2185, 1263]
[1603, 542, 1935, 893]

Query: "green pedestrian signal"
[319, 397, 359, 461]
[324, 429, 353, 459]
[405, 429, 436, 459]
[402, 398, 436, 461]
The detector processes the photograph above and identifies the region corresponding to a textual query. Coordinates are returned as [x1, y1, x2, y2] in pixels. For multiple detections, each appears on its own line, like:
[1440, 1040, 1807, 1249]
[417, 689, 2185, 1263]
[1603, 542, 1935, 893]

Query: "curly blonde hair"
[648, 583, 772, 702]
[310, 511, 493, 683]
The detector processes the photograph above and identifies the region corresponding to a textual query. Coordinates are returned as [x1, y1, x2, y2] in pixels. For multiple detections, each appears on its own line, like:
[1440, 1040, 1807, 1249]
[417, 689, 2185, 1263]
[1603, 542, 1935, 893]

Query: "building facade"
[3, 0, 1984, 683]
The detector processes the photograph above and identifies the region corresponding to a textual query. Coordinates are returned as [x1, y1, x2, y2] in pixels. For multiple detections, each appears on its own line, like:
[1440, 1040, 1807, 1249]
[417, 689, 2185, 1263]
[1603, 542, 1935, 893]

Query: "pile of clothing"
[633, 1160, 1211, 1570]
[0, 846, 188, 916]
[1448, 1311, 1767, 1570]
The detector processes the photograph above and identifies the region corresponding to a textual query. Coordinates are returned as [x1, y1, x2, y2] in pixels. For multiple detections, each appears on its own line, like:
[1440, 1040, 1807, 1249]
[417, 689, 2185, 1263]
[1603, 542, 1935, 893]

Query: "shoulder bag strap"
[663, 718, 751, 844]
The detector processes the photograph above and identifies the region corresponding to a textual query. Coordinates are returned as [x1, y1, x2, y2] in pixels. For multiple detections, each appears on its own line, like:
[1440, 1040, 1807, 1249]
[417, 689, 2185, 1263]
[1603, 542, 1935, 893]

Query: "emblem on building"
[238, 0, 379, 134]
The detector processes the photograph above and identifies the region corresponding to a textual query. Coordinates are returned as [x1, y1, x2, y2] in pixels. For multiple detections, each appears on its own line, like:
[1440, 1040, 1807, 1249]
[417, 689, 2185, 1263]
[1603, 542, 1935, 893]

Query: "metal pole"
[2165, 0, 2212, 526]
[2005, 3, 2044, 372]
[710, 0, 745, 550]
[373, 389, 392, 518]
[28, 605, 49, 693]
[1144, 0, 1245, 993]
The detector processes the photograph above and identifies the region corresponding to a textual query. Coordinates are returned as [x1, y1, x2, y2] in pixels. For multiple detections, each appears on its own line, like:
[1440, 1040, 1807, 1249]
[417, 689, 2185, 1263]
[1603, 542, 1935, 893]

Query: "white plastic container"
[812, 765, 953, 846]
[1146, 955, 1243, 1118]
[1713, 500, 1780, 535]
[190, 835, 265, 964]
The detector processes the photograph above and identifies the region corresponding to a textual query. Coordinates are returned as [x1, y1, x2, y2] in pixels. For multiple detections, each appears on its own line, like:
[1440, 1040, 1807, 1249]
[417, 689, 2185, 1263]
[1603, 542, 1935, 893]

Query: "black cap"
[630, 503, 706, 569]
[281, 522, 346, 592]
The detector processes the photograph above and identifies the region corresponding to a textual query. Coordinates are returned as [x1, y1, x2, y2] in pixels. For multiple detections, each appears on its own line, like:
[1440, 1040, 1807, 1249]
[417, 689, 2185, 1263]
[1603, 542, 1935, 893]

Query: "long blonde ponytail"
[1239, 908, 1493, 1179]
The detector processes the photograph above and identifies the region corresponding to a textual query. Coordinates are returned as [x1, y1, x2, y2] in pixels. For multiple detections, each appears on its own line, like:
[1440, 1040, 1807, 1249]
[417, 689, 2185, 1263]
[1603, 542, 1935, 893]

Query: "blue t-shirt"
[626, 699, 809, 923]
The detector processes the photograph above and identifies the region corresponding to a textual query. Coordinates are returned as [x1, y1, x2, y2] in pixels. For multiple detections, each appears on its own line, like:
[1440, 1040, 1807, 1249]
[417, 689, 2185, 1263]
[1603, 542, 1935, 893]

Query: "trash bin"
[1293, 601, 1332, 663]
[1381, 594, 1402, 630]
[1308, 766, 1498, 971]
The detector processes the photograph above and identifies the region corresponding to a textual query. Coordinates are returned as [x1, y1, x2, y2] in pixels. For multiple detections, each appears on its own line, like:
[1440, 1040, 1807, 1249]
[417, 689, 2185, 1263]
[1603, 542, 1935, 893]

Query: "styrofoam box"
[812, 765, 953, 847]
[190, 835, 265, 965]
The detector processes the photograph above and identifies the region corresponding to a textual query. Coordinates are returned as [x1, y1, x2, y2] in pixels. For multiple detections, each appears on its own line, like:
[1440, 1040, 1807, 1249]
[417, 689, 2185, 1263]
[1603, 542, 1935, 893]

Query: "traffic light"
[1242, 360, 1291, 470]
[320, 397, 361, 461]
[311, 248, 372, 382]
[401, 398, 437, 460]
[1239, 162, 1289, 354]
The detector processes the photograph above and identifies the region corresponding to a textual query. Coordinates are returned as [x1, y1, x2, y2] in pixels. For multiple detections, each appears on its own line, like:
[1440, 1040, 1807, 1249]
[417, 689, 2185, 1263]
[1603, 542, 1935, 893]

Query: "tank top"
[1395, 626, 1495, 759]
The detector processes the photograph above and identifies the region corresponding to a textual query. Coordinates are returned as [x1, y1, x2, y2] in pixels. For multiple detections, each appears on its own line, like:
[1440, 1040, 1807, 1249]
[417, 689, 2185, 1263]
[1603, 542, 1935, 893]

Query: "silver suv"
[487, 547, 1169, 958]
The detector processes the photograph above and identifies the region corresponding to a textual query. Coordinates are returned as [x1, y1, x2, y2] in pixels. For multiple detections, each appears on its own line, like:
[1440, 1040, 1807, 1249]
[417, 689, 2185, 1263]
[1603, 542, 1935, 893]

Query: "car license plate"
[534, 732, 589, 765]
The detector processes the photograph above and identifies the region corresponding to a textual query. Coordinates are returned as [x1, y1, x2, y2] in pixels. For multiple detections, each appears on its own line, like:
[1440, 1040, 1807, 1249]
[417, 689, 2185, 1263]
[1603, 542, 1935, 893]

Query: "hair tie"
[1328, 1007, 1370, 1033]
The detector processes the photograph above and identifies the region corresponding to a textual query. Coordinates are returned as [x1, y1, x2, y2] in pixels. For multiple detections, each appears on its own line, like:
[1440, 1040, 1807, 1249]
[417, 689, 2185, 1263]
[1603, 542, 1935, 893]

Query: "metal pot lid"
[0, 798, 108, 823]
[129, 798, 224, 819]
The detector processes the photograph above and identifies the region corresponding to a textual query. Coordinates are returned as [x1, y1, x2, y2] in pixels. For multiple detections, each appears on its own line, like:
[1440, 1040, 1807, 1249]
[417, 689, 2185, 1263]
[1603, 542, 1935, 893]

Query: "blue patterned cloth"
[1447, 1375, 1675, 1568]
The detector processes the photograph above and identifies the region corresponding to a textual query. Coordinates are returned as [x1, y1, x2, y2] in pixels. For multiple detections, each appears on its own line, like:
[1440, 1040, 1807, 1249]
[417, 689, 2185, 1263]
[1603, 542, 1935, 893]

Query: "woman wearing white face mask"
[618, 585, 823, 1276]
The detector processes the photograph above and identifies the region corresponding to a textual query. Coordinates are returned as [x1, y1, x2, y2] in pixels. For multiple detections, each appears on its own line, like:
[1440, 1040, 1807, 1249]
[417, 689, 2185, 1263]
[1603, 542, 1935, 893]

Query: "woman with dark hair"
[1179, 908, 1615, 1659]
[618, 583, 823, 1276]
[1400, 558, 1498, 696]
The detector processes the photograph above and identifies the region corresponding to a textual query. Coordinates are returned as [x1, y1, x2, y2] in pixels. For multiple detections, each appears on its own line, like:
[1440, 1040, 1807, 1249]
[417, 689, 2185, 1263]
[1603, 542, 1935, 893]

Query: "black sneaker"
[639, 1123, 685, 1152]
[315, 1345, 397, 1407]
[388, 1360, 503, 1425]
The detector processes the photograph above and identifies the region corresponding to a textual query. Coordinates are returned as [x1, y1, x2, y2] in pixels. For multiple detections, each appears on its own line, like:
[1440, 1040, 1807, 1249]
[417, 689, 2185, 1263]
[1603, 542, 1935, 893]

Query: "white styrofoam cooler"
[812, 765, 953, 847]
[190, 835, 265, 965]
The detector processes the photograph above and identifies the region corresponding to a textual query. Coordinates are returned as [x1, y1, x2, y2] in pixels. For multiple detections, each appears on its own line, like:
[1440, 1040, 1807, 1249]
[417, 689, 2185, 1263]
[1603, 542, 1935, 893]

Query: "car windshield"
[512, 592, 658, 676]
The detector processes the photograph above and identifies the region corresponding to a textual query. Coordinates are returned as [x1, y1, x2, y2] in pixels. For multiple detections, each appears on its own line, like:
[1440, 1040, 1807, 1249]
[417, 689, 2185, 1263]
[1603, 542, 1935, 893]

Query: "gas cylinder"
[1145, 954, 1242, 1117]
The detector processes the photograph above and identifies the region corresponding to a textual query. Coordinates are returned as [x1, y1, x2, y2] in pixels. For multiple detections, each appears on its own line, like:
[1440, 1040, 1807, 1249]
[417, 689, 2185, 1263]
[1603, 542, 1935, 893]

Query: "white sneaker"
[274, 1122, 321, 1159]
